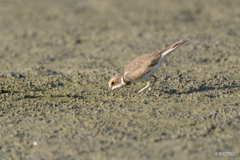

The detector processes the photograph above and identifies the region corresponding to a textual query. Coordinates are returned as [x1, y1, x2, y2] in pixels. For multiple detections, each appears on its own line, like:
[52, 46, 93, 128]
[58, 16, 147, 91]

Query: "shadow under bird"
[108, 39, 188, 93]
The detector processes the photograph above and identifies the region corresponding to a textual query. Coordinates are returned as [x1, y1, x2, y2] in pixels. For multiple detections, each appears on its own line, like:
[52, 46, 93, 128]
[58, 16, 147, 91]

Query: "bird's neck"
[122, 73, 131, 85]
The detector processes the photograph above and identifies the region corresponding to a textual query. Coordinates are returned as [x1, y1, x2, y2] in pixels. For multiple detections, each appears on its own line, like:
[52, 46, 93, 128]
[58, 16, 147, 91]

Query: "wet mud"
[0, 0, 240, 159]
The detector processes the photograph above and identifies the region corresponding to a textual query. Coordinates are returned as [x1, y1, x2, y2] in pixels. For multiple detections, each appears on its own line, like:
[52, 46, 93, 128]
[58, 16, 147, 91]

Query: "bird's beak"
[108, 88, 111, 92]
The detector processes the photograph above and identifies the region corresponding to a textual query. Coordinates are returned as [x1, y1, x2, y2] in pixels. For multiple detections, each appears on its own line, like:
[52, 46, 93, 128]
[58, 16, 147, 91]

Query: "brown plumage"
[123, 50, 161, 82]
[108, 39, 188, 93]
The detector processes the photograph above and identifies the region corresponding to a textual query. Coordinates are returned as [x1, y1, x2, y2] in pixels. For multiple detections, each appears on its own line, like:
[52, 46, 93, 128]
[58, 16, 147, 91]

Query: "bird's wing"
[123, 51, 162, 81]
[123, 39, 189, 82]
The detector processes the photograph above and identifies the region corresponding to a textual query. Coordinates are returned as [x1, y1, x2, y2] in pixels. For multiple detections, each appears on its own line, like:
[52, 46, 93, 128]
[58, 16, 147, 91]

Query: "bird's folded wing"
[123, 51, 162, 81]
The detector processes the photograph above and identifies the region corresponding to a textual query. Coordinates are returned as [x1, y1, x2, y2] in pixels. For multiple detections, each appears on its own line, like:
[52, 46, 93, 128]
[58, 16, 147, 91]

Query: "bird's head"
[108, 73, 126, 92]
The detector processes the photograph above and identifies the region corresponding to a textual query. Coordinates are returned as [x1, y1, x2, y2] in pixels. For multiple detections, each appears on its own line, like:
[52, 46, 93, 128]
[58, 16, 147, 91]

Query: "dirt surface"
[1, 0, 240, 159]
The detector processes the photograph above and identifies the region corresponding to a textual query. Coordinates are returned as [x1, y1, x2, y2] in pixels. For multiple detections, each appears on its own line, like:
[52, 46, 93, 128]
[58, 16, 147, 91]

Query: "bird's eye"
[111, 81, 115, 85]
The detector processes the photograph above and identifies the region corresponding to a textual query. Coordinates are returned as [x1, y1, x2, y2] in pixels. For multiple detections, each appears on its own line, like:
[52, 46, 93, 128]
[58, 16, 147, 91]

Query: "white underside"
[143, 48, 174, 81]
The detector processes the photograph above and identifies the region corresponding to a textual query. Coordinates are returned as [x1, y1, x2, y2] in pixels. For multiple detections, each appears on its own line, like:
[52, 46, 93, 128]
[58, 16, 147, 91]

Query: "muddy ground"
[0, 0, 240, 159]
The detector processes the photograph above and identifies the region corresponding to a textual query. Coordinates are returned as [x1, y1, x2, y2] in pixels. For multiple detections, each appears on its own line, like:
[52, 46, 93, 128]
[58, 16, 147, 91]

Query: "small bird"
[108, 39, 188, 93]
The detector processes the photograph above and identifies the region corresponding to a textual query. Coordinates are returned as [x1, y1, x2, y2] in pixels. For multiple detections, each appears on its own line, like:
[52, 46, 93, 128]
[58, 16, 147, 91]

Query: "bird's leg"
[138, 75, 158, 93]
[148, 75, 158, 91]
[138, 81, 151, 93]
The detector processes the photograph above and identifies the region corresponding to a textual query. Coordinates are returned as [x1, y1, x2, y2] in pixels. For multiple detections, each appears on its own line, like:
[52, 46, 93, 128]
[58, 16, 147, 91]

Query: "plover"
[108, 39, 188, 93]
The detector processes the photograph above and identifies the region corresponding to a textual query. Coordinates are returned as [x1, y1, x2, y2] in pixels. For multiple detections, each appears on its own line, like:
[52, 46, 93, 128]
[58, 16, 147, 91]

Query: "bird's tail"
[160, 39, 189, 57]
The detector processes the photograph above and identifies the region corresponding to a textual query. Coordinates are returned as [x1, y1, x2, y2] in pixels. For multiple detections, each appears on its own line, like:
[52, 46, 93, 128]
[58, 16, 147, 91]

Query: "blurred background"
[0, 0, 239, 73]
